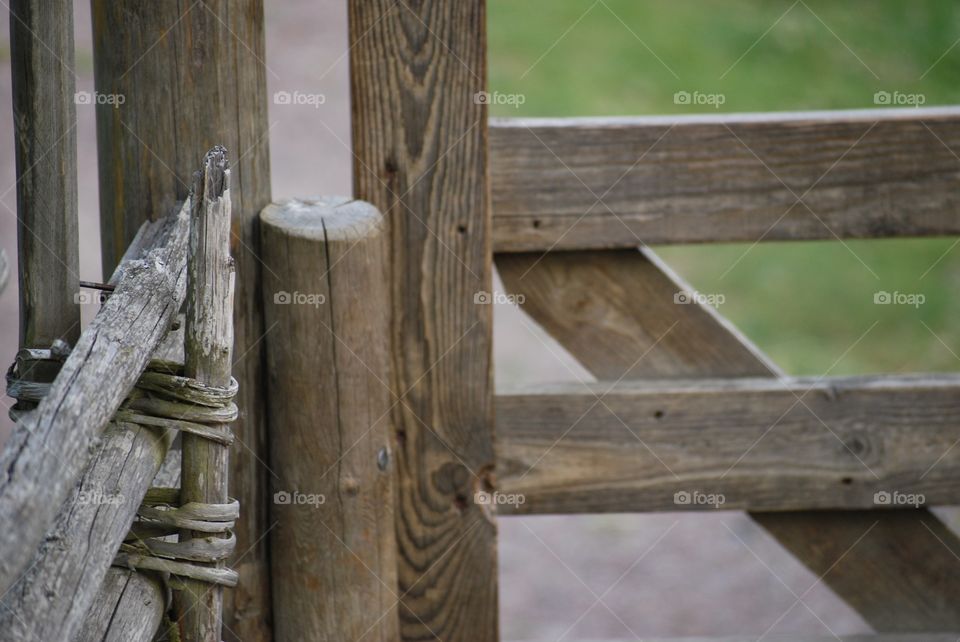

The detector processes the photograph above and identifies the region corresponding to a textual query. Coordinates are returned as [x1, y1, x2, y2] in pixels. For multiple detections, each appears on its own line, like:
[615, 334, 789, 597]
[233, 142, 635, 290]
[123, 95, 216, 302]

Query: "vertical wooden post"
[11, 0, 80, 347]
[175, 147, 235, 642]
[91, 3, 273, 638]
[349, 2, 499, 640]
[1, 0, 79, 590]
[261, 198, 399, 641]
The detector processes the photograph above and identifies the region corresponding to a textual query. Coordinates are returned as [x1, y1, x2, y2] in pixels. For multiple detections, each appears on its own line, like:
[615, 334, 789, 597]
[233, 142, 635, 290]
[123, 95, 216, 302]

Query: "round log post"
[260, 197, 398, 641]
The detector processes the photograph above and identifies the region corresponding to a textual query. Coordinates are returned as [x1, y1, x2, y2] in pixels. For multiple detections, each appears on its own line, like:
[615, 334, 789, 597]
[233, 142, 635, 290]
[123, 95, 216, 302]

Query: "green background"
[488, 0, 960, 376]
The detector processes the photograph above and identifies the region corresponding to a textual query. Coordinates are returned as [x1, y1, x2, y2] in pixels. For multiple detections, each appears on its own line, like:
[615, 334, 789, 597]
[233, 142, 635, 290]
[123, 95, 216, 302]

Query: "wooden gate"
[350, 3, 960, 640]
[1, 1, 958, 641]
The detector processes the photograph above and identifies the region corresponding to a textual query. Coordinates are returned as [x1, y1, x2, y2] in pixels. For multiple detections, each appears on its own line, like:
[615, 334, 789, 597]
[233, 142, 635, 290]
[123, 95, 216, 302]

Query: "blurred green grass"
[489, 0, 960, 376]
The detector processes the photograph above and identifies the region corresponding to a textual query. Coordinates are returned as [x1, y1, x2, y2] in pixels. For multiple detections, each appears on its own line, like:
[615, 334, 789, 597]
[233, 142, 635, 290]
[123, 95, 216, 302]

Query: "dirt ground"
[0, 3, 885, 639]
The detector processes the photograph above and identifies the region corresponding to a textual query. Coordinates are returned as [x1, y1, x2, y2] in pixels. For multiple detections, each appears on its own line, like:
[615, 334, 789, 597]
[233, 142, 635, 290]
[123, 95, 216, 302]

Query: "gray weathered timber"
[497, 374, 960, 513]
[261, 197, 398, 642]
[75, 569, 166, 642]
[497, 248, 960, 630]
[2, 214, 185, 641]
[175, 149, 235, 642]
[74, 222, 191, 642]
[0, 422, 173, 642]
[490, 108, 960, 251]
[0, 202, 190, 597]
[349, 2, 498, 639]
[11, 0, 80, 348]
[91, 4, 273, 637]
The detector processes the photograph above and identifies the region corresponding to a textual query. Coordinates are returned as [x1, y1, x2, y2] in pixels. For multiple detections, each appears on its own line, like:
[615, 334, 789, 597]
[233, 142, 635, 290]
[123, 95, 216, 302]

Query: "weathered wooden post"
[261, 198, 399, 641]
[0, 211, 193, 642]
[1, 0, 80, 591]
[10, 0, 80, 352]
[349, 2, 498, 640]
[175, 147, 236, 642]
[91, 3, 273, 638]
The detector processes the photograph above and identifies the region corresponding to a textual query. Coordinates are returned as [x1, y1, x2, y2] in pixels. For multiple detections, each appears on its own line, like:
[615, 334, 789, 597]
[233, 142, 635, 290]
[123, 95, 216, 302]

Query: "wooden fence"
[1, 1, 958, 641]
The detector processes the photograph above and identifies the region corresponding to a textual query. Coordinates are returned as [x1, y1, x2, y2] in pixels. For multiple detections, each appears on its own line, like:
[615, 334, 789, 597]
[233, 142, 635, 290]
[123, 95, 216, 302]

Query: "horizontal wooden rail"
[491, 107, 960, 251]
[496, 374, 960, 514]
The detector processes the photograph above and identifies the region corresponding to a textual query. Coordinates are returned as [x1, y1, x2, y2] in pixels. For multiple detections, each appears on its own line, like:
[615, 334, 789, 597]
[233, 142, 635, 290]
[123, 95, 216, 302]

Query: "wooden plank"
[497, 374, 960, 514]
[490, 108, 960, 251]
[175, 148, 235, 642]
[262, 198, 399, 641]
[0, 203, 189, 598]
[1, 219, 184, 642]
[90, 4, 273, 638]
[349, 2, 498, 640]
[72, 219, 191, 642]
[75, 569, 167, 642]
[755, 510, 960, 631]
[497, 249, 960, 630]
[496, 250, 779, 378]
[10, 0, 80, 349]
[0, 422, 173, 642]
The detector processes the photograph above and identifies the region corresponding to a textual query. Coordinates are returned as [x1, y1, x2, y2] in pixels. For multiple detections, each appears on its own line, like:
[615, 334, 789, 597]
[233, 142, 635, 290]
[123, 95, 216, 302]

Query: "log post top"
[261, 197, 383, 241]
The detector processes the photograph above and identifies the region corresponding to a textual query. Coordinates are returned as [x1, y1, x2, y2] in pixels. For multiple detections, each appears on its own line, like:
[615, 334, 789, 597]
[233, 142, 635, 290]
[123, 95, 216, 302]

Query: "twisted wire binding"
[5, 345, 239, 587]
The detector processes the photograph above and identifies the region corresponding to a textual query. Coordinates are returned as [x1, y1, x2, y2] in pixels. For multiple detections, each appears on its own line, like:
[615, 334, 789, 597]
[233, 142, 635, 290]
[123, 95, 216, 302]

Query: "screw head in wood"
[377, 446, 389, 471]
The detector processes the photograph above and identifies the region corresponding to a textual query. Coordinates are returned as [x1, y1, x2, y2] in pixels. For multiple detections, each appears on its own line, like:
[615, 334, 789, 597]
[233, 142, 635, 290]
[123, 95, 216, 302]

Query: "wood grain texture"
[10, 0, 80, 348]
[0, 422, 173, 642]
[349, 2, 498, 639]
[75, 569, 167, 642]
[261, 198, 398, 642]
[0, 204, 189, 598]
[497, 250, 780, 379]
[2, 219, 185, 641]
[497, 248, 960, 630]
[755, 510, 960, 631]
[497, 374, 960, 513]
[74, 219, 191, 642]
[90, 4, 273, 638]
[490, 108, 960, 251]
[175, 148, 235, 642]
